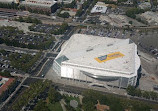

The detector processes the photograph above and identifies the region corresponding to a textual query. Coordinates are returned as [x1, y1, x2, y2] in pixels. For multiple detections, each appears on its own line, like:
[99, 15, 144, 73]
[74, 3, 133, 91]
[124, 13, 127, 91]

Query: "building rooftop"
[0, 76, 15, 95]
[0, 0, 14, 3]
[22, 0, 57, 7]
[91, 2, 108, 13]
[56, 34, 140, 76]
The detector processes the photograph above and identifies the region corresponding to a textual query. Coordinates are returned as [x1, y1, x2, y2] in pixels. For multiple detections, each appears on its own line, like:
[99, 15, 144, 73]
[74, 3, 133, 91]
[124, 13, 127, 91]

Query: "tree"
[34, 100, 50, 111]
[117, 0, 128, 3]
[129, 21, 133, 25]
[58, 12, 70, 18]
[149, 91, 158, 100]
[125, 8, 145, 19]
[135, 89, 142, 97]
[0, 70, 12, 77]
[126, 85, 136, 96]
[75, 9, 83, 17]
[53, 22, 69, 35]
[26, 17, 32, 23]
[48, 87, 62, 104]
[62, 12, 70, 18]
[142, 91, 150, 99]
[18, 16, 24, 22]
[64, 0, 76, 8]
[82, 102, 95, 111]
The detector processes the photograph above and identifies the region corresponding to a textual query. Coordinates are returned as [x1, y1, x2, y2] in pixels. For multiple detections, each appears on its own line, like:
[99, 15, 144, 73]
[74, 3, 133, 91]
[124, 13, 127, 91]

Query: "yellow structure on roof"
[95, 52, 124, 63]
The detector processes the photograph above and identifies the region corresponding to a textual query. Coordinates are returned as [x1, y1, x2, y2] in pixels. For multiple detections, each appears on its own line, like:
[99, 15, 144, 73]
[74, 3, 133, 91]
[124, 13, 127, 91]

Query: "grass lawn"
[64, 95, 80, 103]
[48, 102, 63, 111]
[64, 95, 82, 111]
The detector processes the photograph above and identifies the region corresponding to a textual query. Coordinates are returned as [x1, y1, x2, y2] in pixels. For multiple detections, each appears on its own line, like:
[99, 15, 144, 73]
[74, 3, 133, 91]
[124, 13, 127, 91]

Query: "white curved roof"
[56, 34, 140, 76]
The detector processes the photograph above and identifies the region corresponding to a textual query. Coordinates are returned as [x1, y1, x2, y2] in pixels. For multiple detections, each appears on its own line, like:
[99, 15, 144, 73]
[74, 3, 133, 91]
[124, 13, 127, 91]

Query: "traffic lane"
[61, 27, 76, 40]
[37, 58, 54, 77]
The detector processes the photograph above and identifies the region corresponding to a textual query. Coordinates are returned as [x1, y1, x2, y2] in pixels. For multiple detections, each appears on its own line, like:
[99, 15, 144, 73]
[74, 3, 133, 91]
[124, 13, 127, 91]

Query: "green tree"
[75, 9, 83, 17]
[129, 21, 133, 24]
[126, 8, 145, 19]
[142, 91, 150, 99]
[34, 100, 50, 111]
[126, 85, 136, 96]
[62, 12, 70, 18]
[64, 0, 76, 8]
[18, 16, 24, 22]
[48, 87, 62, 104]
[149, 91, 158, 100]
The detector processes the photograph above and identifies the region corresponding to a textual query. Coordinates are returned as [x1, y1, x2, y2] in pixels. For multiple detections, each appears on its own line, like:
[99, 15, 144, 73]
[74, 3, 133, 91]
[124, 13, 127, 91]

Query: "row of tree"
[82, 90, 155, 111]
[0, 2, 18, 9]
[33, 100, 50, 111]
[53, 22, 69, 35]
[0, 37, 54, 50]
[76, 0, 94, 17]
[0, 26, 55, 50]
[57, 12, 70, 18]
[14, 17, 42, 24]
[125, 8, 145, 19]
[0, 70, 12, 77]
[33, 86, 62, 111]
[126, 85, 158, 100]
[9, 52, 42, 73]
[63, 1, 77, 8]
[0, 78, 20, 104]
[12, 80, 51, 111]
[26, 7, 51, 16]
[29, 23, 69, 35]
[48, 87, 62, 104]
[101, 0, 117, 4]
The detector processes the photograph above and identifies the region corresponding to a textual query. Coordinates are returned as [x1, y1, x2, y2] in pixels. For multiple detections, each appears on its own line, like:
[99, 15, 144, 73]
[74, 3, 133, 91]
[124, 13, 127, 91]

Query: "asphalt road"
[60, 26, 76, 40]
[36, 58, 54, 77]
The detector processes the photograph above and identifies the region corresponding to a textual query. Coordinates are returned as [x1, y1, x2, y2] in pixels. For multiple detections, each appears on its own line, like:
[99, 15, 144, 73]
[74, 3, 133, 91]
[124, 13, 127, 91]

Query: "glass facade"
[81, 71, 120, 81]
[53, 55, 69, 75]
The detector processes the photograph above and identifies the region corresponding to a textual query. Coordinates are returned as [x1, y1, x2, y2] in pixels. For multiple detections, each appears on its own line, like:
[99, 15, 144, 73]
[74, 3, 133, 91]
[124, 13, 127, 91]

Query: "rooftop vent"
[107, 44, 113, 47]
[86, 48, 93, 52]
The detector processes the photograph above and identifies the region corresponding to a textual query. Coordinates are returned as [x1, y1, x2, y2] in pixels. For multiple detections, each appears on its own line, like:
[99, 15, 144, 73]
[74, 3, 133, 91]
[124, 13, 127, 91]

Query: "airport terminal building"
[53, 34, 141, 88]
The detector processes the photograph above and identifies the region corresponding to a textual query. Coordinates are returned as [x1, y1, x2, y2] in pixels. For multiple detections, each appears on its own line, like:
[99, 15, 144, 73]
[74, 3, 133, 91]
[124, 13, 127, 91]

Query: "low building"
[57, 0, 74, 4]
[22, 0, 58, 13]
[138, 2, 151, 9]
[99, 14, 131, 27]
[91, 2, 108, 14]
[140, 11, 158, 25]
[53, 34, 141, 88]
[0, 0, 19, 4]
[0, 76, 15, 95]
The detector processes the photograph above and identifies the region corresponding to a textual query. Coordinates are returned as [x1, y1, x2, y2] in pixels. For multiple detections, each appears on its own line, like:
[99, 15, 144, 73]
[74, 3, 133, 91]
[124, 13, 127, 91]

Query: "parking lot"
[0, 26, 55, 50]
[0, 50, 18, 73]
[29, 24, 60, 34]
